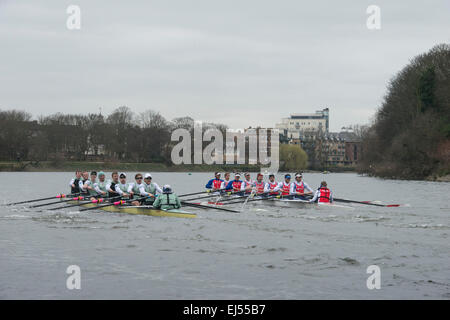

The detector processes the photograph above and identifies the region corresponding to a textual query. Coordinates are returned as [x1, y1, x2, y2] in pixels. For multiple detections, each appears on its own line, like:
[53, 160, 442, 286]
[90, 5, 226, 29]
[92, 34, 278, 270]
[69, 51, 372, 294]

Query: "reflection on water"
[0, 172, 449, 299]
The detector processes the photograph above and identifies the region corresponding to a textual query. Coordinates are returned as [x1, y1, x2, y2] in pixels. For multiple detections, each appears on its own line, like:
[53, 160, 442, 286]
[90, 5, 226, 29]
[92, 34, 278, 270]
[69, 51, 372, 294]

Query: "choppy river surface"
[0, 172, 449, 299]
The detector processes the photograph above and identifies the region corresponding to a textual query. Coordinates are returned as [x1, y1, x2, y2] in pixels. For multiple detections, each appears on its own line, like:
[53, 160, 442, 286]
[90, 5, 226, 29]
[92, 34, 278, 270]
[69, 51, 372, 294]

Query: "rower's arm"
[139, 185, 148, 196]
[303, 182, 313, 193]
[273, 183, 282, 192]
[93, 183, 102, 194]
[289, 183, 296, 195]
[69, 178, 75, 187]
[309, 190, 319, 202]
[205, 179, 214, 189]
[127, 183, 134, 193]
[114, 184, 124, 195]
[154, 183, 163, 194]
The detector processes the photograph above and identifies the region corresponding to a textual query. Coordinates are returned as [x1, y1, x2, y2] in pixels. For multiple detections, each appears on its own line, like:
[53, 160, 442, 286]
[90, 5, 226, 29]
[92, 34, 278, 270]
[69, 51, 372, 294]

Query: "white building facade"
[276, 108, 329, 140]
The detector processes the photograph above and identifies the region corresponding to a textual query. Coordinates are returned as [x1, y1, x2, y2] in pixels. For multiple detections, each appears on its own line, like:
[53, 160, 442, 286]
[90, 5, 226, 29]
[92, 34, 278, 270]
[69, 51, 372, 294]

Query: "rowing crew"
[206, 172, 333, 203]
[69, 171, 181, 209]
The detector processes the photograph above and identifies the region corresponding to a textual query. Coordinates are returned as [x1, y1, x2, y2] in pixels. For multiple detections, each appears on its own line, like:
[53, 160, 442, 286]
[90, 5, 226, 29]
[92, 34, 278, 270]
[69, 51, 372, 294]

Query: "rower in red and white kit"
[251, 173, 266, 195]
[225, 173, 243, 194]
[279, 174, 293, 196]
[264, 173, 281, 195]
[310, 181, 333, 203]
[241, 173, 254, 193]
[290, 172, 313, 199]
[205, 172, 224, 191]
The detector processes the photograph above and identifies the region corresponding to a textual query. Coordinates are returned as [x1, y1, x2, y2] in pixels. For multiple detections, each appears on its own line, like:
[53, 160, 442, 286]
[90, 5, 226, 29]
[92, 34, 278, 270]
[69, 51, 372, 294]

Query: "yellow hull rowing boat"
[69, 201, 196, 219]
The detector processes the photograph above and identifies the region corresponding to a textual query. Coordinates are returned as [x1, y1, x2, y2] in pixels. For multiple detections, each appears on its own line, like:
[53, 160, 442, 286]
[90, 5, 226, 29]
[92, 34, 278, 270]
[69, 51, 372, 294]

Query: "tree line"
[0, 106, 308, 170]
[358, 44, 450, 179]
[0, 106, 225, 164]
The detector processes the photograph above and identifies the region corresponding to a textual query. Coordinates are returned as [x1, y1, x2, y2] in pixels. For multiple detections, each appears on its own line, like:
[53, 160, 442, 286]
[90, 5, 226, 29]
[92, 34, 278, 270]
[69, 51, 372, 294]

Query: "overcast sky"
[0, 0, 449, 131]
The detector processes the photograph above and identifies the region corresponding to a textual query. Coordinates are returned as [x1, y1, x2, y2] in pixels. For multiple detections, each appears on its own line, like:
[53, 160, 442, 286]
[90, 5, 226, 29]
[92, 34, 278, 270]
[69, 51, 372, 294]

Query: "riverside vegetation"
[358, 44, 450, 181]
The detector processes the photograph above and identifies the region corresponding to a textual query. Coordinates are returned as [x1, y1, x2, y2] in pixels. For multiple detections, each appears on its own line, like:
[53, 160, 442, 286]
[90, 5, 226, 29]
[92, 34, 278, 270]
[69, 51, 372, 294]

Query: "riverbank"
[0, 160, 360, 174]
[0, 161, 262, 173]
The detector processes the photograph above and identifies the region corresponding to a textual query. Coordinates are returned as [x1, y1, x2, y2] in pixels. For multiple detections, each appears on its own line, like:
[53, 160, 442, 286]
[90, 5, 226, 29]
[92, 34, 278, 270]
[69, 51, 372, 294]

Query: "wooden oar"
[29, 195, 86, 208]
[180, 201, 239, 213]
[6, 193, 81, 206]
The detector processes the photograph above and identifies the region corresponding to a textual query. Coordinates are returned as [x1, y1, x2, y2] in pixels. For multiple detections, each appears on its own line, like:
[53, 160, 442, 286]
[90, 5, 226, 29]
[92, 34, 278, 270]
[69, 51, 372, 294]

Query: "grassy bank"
[0, 161, 264, 173]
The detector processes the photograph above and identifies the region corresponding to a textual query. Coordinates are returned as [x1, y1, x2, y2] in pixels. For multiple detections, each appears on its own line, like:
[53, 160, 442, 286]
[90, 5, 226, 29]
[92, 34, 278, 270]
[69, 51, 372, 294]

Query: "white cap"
[119, 172, 127, 178]
[163, 184, 172, 193]
[295, 173, 302, 178]
[235, 173, 241, 177]
[144, 173, 152, 179]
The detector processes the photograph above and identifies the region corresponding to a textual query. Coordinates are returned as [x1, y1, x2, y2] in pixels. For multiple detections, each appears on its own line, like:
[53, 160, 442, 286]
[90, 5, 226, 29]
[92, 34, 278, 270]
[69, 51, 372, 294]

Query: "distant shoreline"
[0, 161, 356, 174]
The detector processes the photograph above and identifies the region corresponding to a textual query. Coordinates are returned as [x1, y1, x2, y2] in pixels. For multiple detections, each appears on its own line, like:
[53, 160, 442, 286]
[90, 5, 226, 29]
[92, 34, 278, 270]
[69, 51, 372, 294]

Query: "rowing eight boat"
[68, 201, 196, 219]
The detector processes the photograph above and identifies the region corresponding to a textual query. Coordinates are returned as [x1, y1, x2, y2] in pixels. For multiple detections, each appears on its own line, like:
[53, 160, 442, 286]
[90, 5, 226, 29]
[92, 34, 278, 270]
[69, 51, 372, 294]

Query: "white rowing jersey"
[220, 180, 230, 190]
[127, 182, 144, 195]
[114, 183, 129, 196]
[139, 182, 163, 196]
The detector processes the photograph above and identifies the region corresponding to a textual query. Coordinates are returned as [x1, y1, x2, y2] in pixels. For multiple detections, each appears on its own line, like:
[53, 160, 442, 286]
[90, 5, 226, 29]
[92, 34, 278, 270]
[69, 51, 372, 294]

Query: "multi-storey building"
[276, 108, 329, 140]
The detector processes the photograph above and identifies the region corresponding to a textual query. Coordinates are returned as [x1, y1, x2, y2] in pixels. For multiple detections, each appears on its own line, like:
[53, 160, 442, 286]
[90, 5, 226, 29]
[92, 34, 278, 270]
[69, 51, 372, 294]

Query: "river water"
[0, 172, 448, 299]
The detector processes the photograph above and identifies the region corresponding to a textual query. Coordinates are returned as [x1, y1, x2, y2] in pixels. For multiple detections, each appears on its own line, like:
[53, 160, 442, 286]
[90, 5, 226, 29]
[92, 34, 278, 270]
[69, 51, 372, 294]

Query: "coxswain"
[69, 171, 83, 195]
[139, 173, 163, 206]
[106, 172, 121, 200]
[241, 173, 253, 193]
[205, 172, 224, 191]
[153, 185, 181, 210]
[290, 173, 313, 199]
[252, 173, 266, 195]
[310, 181, 333, 203]
[225, 173, 243, 194]
[264, 173, 280, 195]
[128, 173, 145, 206]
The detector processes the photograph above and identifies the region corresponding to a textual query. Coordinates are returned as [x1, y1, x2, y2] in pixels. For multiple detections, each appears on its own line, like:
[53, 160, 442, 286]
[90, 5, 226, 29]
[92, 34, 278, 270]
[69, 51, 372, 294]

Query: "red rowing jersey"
[281, 182, 291, 196]
[318, 187, 330, 203]
[293, 181, 304, 193]
[212, 179, 222, 189]
[232, 181, 242, 192]
[254, 181, 265, 194]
